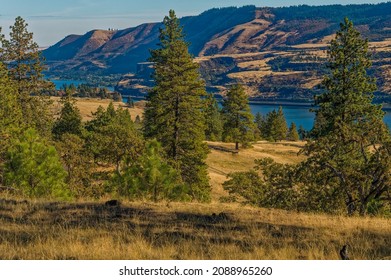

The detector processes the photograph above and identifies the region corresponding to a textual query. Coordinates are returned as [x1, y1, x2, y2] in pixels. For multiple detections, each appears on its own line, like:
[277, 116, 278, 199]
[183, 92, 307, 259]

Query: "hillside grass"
[0, 197, 389, 260]
[51, 97, 145, 122]
[206, 141, 306, 200]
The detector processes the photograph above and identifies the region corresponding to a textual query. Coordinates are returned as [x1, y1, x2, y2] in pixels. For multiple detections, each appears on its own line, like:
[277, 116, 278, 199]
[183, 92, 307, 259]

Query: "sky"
[0, 0, 387, 47]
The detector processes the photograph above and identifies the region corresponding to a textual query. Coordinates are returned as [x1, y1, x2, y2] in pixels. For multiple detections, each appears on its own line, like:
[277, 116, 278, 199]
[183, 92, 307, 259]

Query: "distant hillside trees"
[143, 10, 210, 202]
[221, 84, 255, 149]
[256, 107, 290, 142]
[58, 83, 121, 101]
[204, 93, 223, 141]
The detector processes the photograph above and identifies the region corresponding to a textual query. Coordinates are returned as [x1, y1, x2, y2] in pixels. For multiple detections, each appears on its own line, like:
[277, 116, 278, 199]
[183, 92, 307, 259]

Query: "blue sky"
[0, 0, 387, 46]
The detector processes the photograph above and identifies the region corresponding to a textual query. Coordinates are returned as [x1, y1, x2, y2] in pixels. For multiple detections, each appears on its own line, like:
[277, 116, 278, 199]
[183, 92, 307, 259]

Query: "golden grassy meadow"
[1, 98, 389, 260]
[1, 197, 390, 260]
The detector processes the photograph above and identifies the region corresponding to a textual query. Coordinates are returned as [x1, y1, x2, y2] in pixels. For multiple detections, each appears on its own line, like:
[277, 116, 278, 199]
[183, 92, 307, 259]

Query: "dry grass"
[0, 197, 389, 260]
[206, 141, 306, 200]
[51, 97, 144, 122]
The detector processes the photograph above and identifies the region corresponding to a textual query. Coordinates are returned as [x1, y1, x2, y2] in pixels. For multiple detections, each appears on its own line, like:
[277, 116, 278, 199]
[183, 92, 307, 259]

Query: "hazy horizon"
[1, 0, 388, 46]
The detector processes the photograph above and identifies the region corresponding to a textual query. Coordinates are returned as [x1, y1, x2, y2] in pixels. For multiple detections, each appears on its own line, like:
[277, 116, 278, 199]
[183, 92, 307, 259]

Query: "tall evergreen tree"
[287, 122, 300, 141]
[0, 62, 23, 181]
[302, 18, 391, 215]
[262, 107, 288, 142]
[143, 10, 210, 201]
[52, 94, 83, 140]
[254, 112, 266, 140]
[0, 17, 54, 136]
[271, 106, 288, 141]
[221, 84, 255, 150]
[0, 62, 22, 136]
[204, 93, 223, 141]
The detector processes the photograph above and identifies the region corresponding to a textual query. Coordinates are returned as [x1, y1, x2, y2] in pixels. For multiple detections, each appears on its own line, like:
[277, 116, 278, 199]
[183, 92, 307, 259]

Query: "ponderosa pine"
[221, 84, 254, 149]
[0, 17, 54, 137]
[143, 10, 210, 201]
[302, 18, 391, 215]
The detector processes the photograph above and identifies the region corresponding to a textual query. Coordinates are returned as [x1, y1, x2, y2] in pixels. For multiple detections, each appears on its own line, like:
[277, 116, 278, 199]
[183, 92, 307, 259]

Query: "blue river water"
[125, 97, 391, 131]
[249, 104, 315, 131]
[248, 103, 391, 131]
[51, 79, 86, 89]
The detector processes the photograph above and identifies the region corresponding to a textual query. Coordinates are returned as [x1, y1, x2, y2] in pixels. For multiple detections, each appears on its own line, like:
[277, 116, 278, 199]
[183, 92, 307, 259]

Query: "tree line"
[56, 83, 123, 101]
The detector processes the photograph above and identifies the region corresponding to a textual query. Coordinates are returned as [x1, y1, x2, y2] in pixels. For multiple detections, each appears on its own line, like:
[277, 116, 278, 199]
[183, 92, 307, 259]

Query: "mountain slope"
[43, 3, 391, 100]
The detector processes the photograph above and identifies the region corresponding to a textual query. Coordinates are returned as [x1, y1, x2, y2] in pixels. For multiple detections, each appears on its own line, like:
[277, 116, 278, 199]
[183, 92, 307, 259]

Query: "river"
[49, 78, 115, 92]
[122, 96, 391, 131]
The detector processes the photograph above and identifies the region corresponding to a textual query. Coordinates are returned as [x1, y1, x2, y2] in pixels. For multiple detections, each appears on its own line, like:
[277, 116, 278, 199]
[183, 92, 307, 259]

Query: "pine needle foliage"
[4, 128, 69, 199]
[302, 18, 391, 216]
[221, 84, 255, 149]
[143, 10, 210, 202]
[0, 17, 54, 137]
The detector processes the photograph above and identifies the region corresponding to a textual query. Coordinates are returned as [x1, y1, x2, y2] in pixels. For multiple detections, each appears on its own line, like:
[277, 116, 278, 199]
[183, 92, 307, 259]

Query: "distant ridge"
[43, 3, 391, 101]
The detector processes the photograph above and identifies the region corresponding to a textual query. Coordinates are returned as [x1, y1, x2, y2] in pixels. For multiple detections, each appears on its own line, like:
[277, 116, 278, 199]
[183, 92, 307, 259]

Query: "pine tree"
[263, 110, 276, 141]
[254, 112, 264, 140]
[302, 18, 391, 215]
[112, 139, 185, 202]
[272, 106, 288, 141]
[204, 93, 223, 141]
[264, 107, 288, 142]
[298, 125, 308, 140]
[287, 122, 299, 141]
[143, 10, 210, 201]
[0, 17, 54, 136]
[222, 84, 255, 149]
[4, 128, 69, 199]
[52, 94, 83, 140]
[0, 62, 22, 138]
[56, 133, 92, 198]
[86, 104, 143, 175]
[0, 62, 23, 181]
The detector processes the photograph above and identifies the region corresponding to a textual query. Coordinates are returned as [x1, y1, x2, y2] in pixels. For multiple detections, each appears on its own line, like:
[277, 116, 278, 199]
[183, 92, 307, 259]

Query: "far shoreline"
[123, 95, 391, 111]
